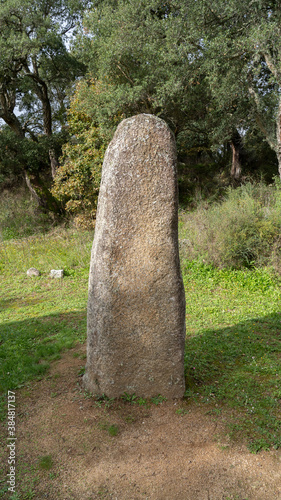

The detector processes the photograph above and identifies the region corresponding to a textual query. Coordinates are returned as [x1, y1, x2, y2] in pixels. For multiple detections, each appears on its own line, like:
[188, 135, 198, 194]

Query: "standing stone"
[83, 114, 186, 399]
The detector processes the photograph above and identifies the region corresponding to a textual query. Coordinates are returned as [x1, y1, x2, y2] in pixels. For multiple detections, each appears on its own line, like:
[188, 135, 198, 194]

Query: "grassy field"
[182, 260, 281, 452]
[0, 228, 93, 420]
[0, 209, 281, 455]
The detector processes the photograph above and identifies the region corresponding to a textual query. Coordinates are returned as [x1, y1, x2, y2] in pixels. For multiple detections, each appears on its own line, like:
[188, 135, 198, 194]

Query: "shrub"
[51, 83, 109, 228]
[180, 180, 281, 271]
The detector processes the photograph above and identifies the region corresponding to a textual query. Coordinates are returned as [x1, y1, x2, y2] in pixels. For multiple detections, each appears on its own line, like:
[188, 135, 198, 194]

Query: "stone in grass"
[49, 269, 64, 278]
[26, 267, 41, 277]
[83, 113, 186, 400]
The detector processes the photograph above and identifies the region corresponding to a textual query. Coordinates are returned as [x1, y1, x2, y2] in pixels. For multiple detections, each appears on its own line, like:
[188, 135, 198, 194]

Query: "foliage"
[202, 0, 281, 173]
[0, 0, 86, 134]
[0, 127, 68, 192]
[0, 0, 87, 206]
[107, 424, 119, 436]
[51, 82, 107, 227]
[151, 394, 167, 405]
[2, 0, 281, 204]
[180, 179, 281, 270]
[120, 392, 165, 406]
[74, 0, 214, 159]
[73, 0, 281, 178]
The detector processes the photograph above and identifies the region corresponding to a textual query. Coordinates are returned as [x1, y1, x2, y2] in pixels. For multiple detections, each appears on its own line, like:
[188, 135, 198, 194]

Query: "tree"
[202, 0, 281, 177]
[51, 81, 106, 227]
[75, 0, 213, 159]
[73, 0, 281, 180]
[0, 0, 87, 206]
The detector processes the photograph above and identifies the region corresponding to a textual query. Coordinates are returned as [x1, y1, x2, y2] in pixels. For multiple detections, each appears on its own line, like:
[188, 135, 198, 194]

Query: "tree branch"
[248, 85, 276, 152]
[116, 63, 134, 85]
[263, 52, 281, 82]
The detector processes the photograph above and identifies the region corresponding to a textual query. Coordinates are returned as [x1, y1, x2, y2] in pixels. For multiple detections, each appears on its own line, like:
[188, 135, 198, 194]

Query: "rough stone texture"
[26, 267, 40, 277]
[83, 114, 186, 399]
[49, 269, 64, 278]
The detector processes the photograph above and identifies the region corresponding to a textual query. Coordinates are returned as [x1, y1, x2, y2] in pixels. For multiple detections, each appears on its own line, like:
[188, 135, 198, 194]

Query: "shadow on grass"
[185, 312, 281, 451]
[0, 310, 86, 419]
[1, 309, 281, 450]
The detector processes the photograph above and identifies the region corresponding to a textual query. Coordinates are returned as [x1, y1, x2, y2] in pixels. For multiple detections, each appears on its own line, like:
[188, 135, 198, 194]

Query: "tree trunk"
[1, 79, 60, 206]
[42, 88, 59, 179]
[49, 148, 59, 179]
[24, 171, 46, 207]
[0, 91, 25, 139]
[24, 170, 63, 213]
[276, 98, 281, 179]
[230, 130, 242, 180]
[41, 83, 53, 136]
[26, 71, 59, 178]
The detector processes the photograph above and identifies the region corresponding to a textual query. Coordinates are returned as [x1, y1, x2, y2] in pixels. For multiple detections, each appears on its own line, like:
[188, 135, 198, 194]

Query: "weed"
[97, 485, 111, 498]
[0, 187, 54, 242]
[125, 415, 135, 423]
[0, 485, 9, 497]
[20, 490, 35, 499]
[98, 421, 119, 436]
[0, 225, 93, 275]
[108, 424, 119, 436]
[49, 472, 59, 480]
[10, 493, 21, 500]
[94, 394, 115, 408]
[1, 191, 281, 454]
[38, 455, 53, 470]
[121, 393, 164, 406]
[176, 408, 190, 416]
[0, 226, 90, 418]
[121, 392, 137, 403]
[98, 421, 108, 431]
[151, 394, 167, 405]
[206, 408, 222, 416]
[136, 397, 150, 407]
[82, 390, 94, 400]
[78, 366, 85, 376]
[73, 352, 86, 359]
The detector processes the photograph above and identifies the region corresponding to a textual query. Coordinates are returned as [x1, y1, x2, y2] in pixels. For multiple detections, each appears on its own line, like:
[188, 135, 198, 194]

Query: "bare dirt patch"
[1, 343, 281, 500]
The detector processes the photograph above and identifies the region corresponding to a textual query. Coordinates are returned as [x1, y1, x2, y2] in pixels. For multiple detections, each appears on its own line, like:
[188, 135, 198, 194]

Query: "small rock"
[49, 269, 64, 278]
[27, 267, 40, 277]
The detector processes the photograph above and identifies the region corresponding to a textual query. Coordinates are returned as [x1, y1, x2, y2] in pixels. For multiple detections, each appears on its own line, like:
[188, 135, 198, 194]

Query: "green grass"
[0, 188, 54, 242]
[183, 260, 281, 452]
[0, 226, 93, 274]
[0, 212, 281, 452]
[0, 227, 93, 419]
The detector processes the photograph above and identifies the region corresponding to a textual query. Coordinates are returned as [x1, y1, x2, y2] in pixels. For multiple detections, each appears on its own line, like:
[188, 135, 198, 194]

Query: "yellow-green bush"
[180, 180, 281, 271]
[51, 82, 108, 228]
